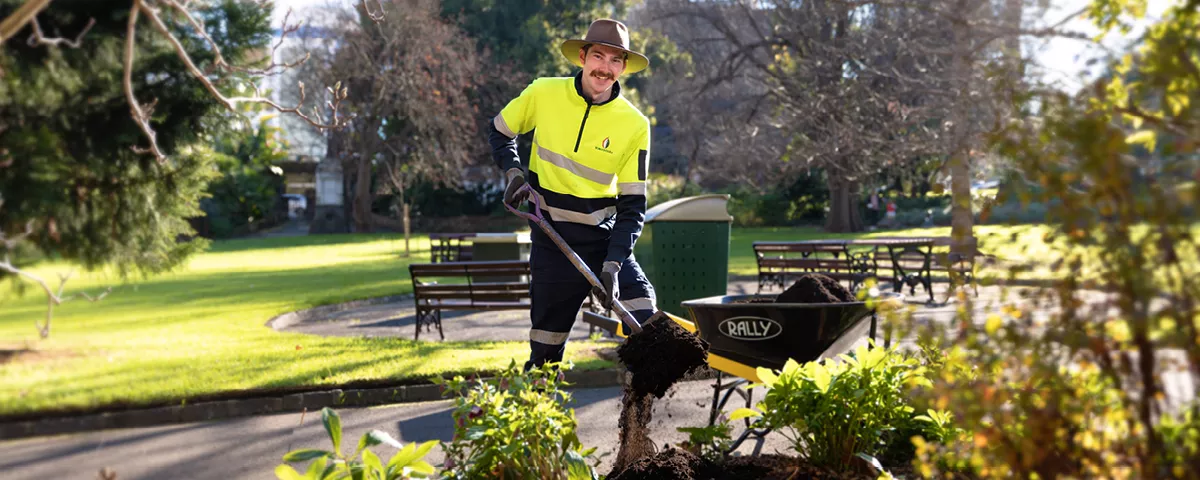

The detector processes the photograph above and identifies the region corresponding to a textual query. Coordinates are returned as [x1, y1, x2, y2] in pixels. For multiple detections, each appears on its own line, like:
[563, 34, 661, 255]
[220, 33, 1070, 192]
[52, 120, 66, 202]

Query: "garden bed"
[609, 448, 902, 479]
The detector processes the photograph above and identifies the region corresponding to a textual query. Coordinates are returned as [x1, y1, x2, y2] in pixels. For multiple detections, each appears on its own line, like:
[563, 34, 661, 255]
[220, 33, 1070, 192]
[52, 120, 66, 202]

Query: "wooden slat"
[419, 292, 528, 301]
[471, 301, 532, 308]
[410, 261, 528, 275]
[433, 302, 529, 310]
[754, 246, 848, 255]
[415, 282, 527, 293]
[413, 285, 473, 294]
[760, 258, 854, 269]
[461, 267, 530, 276]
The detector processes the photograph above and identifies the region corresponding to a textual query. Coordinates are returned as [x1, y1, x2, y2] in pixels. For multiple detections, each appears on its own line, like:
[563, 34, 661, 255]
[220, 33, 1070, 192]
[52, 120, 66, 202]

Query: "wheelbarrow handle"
[504, 185, 644, 334]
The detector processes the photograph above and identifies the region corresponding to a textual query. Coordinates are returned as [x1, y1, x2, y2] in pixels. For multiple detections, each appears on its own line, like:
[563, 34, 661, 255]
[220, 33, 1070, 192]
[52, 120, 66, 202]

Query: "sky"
[268, 0, 1180, 91]
[1027, 0, 1179, 91]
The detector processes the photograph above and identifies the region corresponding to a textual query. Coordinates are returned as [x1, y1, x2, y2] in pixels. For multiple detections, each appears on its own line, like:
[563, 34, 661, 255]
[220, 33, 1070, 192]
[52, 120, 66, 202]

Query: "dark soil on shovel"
[616, 313, 710, 399]
[775, 273, 856, 303]
[613, 312, 710, 471]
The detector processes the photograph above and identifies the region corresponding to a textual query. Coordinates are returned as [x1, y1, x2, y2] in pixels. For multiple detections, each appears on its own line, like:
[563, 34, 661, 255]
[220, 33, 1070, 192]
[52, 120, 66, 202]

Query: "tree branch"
[123, 0, 164, 160]
[0, 219, 111, 339]
[160, 1, 308, 77]
[25, 16, 93, 48]
[0, 0, 53, 43]
[362, 0, 385, 22]
[114, 0, 352, 162]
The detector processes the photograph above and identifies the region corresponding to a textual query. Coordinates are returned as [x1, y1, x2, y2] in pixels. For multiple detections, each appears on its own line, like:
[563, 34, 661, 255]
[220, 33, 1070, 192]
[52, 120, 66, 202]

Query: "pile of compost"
[775, 273, 855, 303]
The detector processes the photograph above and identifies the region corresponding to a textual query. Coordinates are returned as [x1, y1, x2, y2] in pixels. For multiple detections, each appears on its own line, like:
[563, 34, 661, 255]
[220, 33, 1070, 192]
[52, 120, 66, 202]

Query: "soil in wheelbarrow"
[608, 447, 879, 480]
[775, 273, 856, 303]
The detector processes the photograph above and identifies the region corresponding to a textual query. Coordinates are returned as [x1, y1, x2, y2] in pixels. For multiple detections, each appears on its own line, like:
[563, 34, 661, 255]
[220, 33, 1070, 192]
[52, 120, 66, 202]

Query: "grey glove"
[503, 168, 530, 207]
[593, 261, 620, 310]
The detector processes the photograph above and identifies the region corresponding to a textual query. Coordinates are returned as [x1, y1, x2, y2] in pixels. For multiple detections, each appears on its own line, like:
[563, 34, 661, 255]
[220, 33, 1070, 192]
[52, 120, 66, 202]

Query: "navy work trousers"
[525, 243, 656, 370]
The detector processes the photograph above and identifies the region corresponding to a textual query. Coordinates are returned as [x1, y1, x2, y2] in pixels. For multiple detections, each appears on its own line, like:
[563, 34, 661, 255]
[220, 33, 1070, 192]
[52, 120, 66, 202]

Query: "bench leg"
[414, 307, 423, 341]
[436, 309, 444, 341]
[414, 306, 441, 341]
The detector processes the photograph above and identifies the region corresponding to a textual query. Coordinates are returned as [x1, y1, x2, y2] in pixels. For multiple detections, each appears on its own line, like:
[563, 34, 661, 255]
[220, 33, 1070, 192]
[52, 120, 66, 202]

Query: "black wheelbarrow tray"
[675, 291, 905, 451]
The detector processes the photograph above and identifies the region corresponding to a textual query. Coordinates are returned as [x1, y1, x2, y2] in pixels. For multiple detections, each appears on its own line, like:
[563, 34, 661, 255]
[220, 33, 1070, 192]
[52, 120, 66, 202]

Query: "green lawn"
[0, 234, 614, 418]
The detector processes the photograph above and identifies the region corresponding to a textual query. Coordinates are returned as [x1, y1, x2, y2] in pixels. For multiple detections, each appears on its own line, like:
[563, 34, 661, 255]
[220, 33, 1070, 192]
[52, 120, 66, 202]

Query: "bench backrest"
[409, 261, 531, 303]
[753, 242, 859, 273]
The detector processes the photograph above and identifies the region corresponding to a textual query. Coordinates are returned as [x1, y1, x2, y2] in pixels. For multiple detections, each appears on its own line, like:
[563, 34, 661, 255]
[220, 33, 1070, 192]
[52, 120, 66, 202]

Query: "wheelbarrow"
[677, 291, 904, 452]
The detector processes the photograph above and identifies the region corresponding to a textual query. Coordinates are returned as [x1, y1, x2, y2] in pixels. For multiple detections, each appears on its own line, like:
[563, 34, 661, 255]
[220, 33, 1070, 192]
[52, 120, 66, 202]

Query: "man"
[488, 19, 656, 370]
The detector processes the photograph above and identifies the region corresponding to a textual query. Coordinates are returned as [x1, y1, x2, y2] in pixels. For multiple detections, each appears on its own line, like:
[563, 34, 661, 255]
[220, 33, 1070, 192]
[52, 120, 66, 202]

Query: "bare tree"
[299, 0, 487, 251]
[641, 0, 1082, 239]
[0, 0, 360, 337]
[641, 0, 953, 232]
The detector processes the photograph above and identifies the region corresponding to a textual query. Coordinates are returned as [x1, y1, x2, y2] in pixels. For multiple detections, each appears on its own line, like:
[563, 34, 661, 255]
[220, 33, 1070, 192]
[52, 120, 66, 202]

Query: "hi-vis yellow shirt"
[492, 73, 649, 261]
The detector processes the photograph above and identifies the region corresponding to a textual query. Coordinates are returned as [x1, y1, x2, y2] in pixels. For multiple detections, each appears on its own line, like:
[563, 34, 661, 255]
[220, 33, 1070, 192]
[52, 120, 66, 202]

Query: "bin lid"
[470, 232, 531, 243]
[645, 194, 733, 223]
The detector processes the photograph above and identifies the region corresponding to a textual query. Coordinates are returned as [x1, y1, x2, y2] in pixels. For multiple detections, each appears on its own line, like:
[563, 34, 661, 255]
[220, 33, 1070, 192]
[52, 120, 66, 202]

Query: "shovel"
[503, 184, 645, 334]
[504, 183, 710, 399]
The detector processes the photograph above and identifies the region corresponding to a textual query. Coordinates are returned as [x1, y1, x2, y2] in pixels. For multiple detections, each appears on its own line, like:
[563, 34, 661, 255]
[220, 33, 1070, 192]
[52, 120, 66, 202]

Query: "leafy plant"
[435, 360, 598, 480]
[676, 416, 734, 462]
[275, 407, 438, 480]
[730, 342, 936, 471]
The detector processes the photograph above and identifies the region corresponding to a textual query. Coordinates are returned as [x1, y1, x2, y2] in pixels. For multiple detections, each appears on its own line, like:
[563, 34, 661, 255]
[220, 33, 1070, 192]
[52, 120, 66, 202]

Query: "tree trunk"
[353, 154, 373, 232]
[400, 181, 410, 256]
[948, 4, 976, 254]
[825, 176, 863, 233]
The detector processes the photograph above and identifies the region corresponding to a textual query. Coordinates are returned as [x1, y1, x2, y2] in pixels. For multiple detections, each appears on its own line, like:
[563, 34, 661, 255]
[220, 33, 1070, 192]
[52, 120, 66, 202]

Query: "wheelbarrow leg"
[708, 370, 723, 426]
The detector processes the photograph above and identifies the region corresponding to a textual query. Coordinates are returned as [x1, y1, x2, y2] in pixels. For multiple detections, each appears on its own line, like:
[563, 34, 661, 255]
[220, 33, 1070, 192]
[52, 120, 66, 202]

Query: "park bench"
[408, 260, 530, 341]
[754, 236, 990, 303]
[429, 233, 474, 263]
[753, 241, 877, 293]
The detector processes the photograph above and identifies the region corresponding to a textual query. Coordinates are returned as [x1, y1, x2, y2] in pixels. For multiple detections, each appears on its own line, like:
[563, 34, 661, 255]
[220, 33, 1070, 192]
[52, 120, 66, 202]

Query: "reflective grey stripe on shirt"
[494, 115, 516, 138]
[618, 182, 646, 196]
[533, 190, 616, 226]
[537, 146, 615, 185]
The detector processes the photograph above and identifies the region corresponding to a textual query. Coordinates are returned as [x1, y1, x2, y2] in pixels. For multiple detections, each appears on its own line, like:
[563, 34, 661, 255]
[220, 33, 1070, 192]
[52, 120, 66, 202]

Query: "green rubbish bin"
[634, 194, 733, 317]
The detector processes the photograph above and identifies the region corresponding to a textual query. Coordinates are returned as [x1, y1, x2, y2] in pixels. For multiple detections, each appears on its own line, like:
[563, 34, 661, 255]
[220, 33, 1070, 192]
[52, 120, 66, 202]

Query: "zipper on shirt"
[573, 103, 593, 153]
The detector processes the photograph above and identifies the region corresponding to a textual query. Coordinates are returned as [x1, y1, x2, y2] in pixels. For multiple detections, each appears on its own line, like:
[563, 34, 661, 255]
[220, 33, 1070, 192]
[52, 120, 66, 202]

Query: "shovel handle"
[504, 185, 644, 334]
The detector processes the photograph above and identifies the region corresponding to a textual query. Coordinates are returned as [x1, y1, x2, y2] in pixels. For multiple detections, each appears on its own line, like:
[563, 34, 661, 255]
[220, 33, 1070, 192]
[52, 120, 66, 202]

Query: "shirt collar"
[573, 71, 621, 106]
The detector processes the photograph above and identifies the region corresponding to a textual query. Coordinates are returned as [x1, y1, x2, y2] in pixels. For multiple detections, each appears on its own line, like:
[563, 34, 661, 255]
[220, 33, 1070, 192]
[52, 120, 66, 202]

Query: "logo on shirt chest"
[595, 137, 613, 154]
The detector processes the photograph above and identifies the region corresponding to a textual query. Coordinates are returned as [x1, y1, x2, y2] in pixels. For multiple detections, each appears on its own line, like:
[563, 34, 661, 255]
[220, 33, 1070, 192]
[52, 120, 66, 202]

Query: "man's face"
[579, 44, 626, 96]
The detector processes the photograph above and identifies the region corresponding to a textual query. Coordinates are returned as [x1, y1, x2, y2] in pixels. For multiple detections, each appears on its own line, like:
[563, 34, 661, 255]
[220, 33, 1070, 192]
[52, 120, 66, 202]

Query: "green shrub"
[731, 343, 952, 472]
[203, 117, 290, 238]
[275, 407, 438, 480]
[676, 416, 734, 462]
[435, 361, 597, 480]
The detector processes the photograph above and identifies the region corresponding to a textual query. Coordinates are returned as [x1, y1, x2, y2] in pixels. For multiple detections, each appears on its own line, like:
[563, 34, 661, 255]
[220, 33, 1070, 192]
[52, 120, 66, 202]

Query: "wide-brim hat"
[560, 19, 649, 75]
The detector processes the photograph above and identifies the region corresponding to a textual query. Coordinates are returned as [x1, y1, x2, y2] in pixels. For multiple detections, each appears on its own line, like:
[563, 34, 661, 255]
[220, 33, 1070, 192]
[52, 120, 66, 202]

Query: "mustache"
[590, 71, 614, 81]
